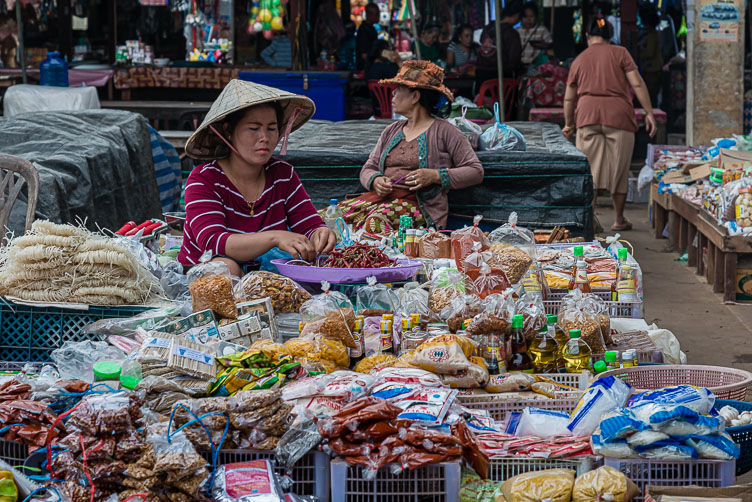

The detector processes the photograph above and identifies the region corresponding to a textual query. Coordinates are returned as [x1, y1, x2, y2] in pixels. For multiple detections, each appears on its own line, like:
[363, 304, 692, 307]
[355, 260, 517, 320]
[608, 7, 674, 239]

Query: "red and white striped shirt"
[178, 158, 326, 266]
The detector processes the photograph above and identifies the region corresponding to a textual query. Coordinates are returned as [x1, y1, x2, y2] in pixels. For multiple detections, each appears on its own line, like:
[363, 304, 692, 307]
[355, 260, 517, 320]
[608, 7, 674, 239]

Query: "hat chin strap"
[279, 106, 304, 156]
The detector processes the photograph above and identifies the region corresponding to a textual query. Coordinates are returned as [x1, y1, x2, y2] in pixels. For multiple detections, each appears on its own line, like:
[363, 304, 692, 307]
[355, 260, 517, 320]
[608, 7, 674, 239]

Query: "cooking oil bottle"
[562, 329, 592, 373]
[547, 314, 568, 370]
[528, 326, 559, 373]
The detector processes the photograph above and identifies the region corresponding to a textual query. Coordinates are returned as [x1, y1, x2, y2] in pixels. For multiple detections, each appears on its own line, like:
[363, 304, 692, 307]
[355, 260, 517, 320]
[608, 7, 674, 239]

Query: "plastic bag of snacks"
[447, 105, 483, 149]
[466, 290, 515, 336]
[514, 292, 548, 343]
[428, 268, 466, 316]
[235, 270, 311, 313]
[464, 242, 494, 271]
[558, 303, 605, 354]
[500, 469, 574, 502]
[187, 251, 238, 319]
[440, 358, 490, 388]
[441, 294, 482, 332]
[300, 282, 357, 348]
[487, 243, 534, 285]
[580, 294, 613, 345]
[396, 282, 432, 322]
[411, 334, 476, 374]
[465, 262, 512, 299]
[354, 353, 399, 373]
[572, 466, 640, 502]
[451, 216, 490, 274]
[213, 459, 285, 502]
[419, 231, 452, 259]
[356, 276, 400, 312]
[488, 212, 537, 260]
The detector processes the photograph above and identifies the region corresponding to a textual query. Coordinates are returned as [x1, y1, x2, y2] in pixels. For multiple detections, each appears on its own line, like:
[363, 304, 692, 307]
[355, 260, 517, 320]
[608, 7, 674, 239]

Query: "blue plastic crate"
[714, 399, 752, 476]
[0, 302, 150, 362]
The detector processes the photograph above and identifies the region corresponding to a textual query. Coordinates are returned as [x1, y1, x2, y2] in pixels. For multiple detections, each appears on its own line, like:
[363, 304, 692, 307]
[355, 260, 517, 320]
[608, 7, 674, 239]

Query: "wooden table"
[101, 100, 212, 129]
[651, 186, 752, 302]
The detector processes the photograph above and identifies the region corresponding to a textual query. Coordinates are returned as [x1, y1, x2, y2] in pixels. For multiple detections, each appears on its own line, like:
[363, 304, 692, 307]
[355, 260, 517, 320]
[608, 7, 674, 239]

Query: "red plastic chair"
[368, 80, 397, 119]
[474, 78, 518, 120]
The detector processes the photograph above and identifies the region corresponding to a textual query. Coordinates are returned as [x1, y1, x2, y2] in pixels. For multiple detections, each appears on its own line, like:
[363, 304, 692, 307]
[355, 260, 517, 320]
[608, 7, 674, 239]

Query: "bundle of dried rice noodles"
[0, 220, 163, 305]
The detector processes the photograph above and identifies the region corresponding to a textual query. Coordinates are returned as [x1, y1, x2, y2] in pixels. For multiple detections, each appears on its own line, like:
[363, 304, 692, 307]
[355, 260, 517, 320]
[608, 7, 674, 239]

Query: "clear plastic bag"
[465, 262, 512, 299]
[447, 105, 483, 150]
[50, 340, 126, 382]
[395, 282, 431, 321]
[275, 420, 322, 478]
[187, 251, 238, 319]
[213, 459, 285, 502]
[419, 231, 452, 259]
[442, 294, 483, 332]
[451, 216, 490, 274]
[514, 292, 548, 343]
[300, 282, 357, 348]
[463, 241, 494, 271]
[488, 212, 537, 260]
[428, 268, 466, 316]
[161, 259, 190, 301]
[479, 104, 527, 152]
[356, 276, 401, 312]
[580, 294, 613, 345]
[558, 304, 605, 354]
[466, 290, 515, 336]
[236, 270, 312, 314]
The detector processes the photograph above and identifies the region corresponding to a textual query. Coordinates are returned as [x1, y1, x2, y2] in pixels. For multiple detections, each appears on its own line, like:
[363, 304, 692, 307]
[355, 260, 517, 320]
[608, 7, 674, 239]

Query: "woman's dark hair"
[452, 23, 474, 43]
[522, 2, 538, 18]
[501, 0, 524, 19]
[421, 21, 441, 35]
[223, 101, 285, 135]
[588, 17, 614, 40]
[412, 88, 446, 117]
[367, 39, 391, 64]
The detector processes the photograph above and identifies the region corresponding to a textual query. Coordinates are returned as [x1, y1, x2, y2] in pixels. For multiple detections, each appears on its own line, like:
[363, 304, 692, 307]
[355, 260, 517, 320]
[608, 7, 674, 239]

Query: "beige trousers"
[576, 124, 635, 194]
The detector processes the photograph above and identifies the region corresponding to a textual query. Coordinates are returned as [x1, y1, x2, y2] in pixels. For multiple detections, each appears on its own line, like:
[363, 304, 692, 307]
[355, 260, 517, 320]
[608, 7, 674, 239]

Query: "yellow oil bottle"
[562, 329, 592, 373]
[547, 314, 568, 370]
[527, 326, 559, 373]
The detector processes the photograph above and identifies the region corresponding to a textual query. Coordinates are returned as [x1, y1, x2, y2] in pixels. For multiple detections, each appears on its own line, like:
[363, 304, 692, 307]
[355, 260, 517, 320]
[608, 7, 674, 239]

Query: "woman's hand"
[373, 176, 394, 197]
[407, 169, 440, 191]
[270, 230, 316, 262]
[562, 125, 575, 140]
[310, 227, 337, 255]
[644, 113, 657, 138]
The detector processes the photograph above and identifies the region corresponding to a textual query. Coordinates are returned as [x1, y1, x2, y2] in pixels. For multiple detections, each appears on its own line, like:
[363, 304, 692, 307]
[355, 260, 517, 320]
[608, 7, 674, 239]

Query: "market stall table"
[0, 69, 115, 99]
[113, 65, 241, 100]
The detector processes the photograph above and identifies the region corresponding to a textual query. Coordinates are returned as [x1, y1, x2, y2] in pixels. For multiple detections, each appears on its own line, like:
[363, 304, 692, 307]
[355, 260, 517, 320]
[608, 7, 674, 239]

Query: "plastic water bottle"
[40, 52, 69, 87]
[324, 199, 343, 240]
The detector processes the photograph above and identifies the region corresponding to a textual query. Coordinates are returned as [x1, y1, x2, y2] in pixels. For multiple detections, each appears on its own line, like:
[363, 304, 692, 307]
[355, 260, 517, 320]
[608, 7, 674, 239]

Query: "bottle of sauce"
[616, 261, 639, 302]
[547, 314, 568, 371]
[350, 319, 366, 366]
[612, 248, 628, 301]
[508, 314, 533, 372]
[562, 329, 592, 373]
[528, 326, 558, 373]
[486, 332, 506, 375]
[380, 314, 394, 354]
[568, 246, 592, 293]
[405, 229, 418, 257]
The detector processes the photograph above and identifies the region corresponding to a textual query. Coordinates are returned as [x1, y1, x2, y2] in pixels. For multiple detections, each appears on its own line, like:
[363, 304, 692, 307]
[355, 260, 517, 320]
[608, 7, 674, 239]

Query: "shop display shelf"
[603, 457, 735, 502]
[330, 458, 461, 502]
[488, 455, 600, 481]
[714, 399, 752, 476]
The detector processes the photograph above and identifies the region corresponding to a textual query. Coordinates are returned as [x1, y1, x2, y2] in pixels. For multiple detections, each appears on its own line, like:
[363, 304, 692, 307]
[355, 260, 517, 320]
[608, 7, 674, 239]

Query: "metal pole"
[494, 0, 504, 119]
[407, 0, 422, 60]
[15, 1, 27, 84]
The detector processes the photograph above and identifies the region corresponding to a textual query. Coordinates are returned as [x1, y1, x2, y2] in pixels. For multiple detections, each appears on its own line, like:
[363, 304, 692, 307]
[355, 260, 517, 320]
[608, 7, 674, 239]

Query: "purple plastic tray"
[271, 258, 423, 285]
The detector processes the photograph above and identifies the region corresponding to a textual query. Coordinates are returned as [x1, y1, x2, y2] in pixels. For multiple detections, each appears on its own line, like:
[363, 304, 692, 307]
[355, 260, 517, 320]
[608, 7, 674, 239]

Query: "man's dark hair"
[502, 0, 524, 19]
[522, 2, 538, 18]
[365, 3, 380, 15]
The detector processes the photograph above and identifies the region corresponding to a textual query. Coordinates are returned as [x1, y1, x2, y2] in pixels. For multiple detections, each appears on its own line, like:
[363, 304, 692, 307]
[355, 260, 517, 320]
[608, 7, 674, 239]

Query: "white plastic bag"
[637, 164, 655, 192]
[479, 103, 526, 152]
[568, 376, 632, 436]
[516, 407, 572, 438]
[447, 105, 483, 150]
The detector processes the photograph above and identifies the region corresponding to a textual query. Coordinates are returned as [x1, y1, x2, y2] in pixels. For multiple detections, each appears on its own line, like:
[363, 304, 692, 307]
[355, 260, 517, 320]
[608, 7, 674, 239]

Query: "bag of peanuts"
[300, 282, 357, 349]
[579, 294, 614, 345]
[187, 251, 238, 320]
[488, 212, 537, 260]
[451, 215, 490, 274]
[428, 268, 466, 317]
[441, 294, 482, 333]
[558, 302, 606, 354]
[466, 289, 515, 336]
[514, 292, 548, 343]
[235, 271, 311, 313]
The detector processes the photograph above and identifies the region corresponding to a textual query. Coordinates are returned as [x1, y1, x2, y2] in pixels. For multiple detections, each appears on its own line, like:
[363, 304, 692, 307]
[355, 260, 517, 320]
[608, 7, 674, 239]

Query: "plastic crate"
[0, 303, 150, 362]
[200, 449, 329, 500]
[603, 457, 735, 502]
[0, 439, 29, 466]
[330, 459, 461, 502]
[543, 299, 644, 318]
[714, 399, 752, 476]
[0, 361, 51, 374]
[488, 455, 599, 481]
[458, 372, 588, 422]
[536, 241, 602, 250]
[597, 365, 752, 400]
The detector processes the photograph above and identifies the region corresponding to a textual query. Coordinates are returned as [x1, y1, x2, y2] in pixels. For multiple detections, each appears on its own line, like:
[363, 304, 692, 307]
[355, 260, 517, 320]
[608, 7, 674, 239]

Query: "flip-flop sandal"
[610, 220, 633, 231]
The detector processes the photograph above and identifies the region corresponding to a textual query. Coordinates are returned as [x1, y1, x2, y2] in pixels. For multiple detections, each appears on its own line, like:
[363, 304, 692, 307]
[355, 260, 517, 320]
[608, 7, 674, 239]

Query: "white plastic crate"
[547, 288, 612, 302]
[458, 372, 588, 422]
[489, 456, 600, 481]
[543, 299, 644, 318]
[603, 458, 736, 502]
[330, 459, 461, 502]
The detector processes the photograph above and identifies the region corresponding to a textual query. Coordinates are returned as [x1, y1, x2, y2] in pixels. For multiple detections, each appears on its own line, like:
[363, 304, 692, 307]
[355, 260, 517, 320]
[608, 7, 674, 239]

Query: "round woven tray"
[596, 364, 752, 400]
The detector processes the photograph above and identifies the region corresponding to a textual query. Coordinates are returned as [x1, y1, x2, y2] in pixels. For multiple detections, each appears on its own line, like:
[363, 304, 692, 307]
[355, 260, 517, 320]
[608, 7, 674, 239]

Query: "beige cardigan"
[359, 119, 484, 229]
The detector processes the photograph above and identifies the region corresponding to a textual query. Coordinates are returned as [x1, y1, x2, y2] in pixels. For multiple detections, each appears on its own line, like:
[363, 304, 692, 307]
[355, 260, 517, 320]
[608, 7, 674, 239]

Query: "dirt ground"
[597, 201, 752, 372]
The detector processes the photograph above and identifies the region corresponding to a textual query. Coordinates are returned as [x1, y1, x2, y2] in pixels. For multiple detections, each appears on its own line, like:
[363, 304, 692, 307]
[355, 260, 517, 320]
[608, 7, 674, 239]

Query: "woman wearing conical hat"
[179, 79, 337, 275]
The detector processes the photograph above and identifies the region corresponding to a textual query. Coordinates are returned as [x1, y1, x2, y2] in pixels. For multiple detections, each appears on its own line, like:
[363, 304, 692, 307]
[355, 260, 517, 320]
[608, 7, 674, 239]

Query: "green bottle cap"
[573, 246, 584, 257]
[546, 314, 558, 324]
[594, 360, 608, 373]
[604, 351, 618, 362]
[568, 329, 581, 339]
[93, 361, 122, 381]
[512, 314, 524, 328]
[119, 375, 140, 390]
[618, 248, 628, 260]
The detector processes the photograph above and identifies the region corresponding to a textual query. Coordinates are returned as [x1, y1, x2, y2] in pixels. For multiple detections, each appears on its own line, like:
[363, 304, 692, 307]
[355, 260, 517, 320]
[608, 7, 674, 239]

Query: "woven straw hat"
[380, 60, 454, 102]
[185, 79, 315, 160]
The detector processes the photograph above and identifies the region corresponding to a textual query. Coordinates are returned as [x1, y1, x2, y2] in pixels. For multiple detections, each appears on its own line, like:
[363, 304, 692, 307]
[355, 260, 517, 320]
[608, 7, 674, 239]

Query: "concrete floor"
[596, 202, 752, 372]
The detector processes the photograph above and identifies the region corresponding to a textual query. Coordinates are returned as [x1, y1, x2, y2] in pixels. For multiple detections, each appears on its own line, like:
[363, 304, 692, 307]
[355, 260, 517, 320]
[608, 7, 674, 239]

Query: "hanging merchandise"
[573, 9, 583, 44]
[248, 0, 287, 36]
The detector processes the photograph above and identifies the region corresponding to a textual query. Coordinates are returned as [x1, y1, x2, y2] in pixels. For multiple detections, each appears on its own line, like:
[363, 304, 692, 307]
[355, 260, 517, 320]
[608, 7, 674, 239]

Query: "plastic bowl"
[271, 258, 423, 285]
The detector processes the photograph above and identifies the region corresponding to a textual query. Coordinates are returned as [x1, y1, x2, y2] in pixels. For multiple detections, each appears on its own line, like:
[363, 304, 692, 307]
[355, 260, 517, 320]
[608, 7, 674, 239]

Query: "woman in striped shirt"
[180, 79, 337, 275]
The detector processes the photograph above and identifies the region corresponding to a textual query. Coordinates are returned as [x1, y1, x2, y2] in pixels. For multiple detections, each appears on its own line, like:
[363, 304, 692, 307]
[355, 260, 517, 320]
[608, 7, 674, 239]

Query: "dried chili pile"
[321, 244, 396, 269]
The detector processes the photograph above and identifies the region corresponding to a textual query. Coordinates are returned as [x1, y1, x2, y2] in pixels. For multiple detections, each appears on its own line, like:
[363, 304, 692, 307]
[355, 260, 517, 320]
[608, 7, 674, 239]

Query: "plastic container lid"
[594, 360, 607, 374]
[573, 245, 584, 257]
[604, 351, 618, 362]
[618, 248, 628, 260]
[512, 314, 524, 328]
[546, 314, 557, 324]
[119, 375, 140, 390]
[93, 361, 122, 381]
[329, 199, 338, 205]
[568, 329, 582, 339]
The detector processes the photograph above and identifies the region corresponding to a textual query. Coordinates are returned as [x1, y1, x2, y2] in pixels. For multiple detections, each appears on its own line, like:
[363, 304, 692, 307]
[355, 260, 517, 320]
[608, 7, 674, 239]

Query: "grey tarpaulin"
[0, 109, 162, 235]
[280, 120, 594, 239]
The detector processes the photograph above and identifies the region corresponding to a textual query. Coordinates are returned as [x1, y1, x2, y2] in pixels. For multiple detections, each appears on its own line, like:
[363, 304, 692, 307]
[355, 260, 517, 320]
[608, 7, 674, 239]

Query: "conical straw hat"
[185, 79, 315, 160]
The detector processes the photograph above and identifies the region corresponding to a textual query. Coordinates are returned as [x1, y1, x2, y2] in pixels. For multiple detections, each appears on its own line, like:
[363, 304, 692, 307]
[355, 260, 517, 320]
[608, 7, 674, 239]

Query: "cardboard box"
[662, 163, 712, 184]
[237, 298, 278, 340]
[720, 149, 752, 170]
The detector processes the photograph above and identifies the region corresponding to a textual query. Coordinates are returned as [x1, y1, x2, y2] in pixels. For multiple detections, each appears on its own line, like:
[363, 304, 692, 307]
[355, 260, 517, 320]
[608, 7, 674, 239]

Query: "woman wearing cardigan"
[345, 60, 484, 232]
